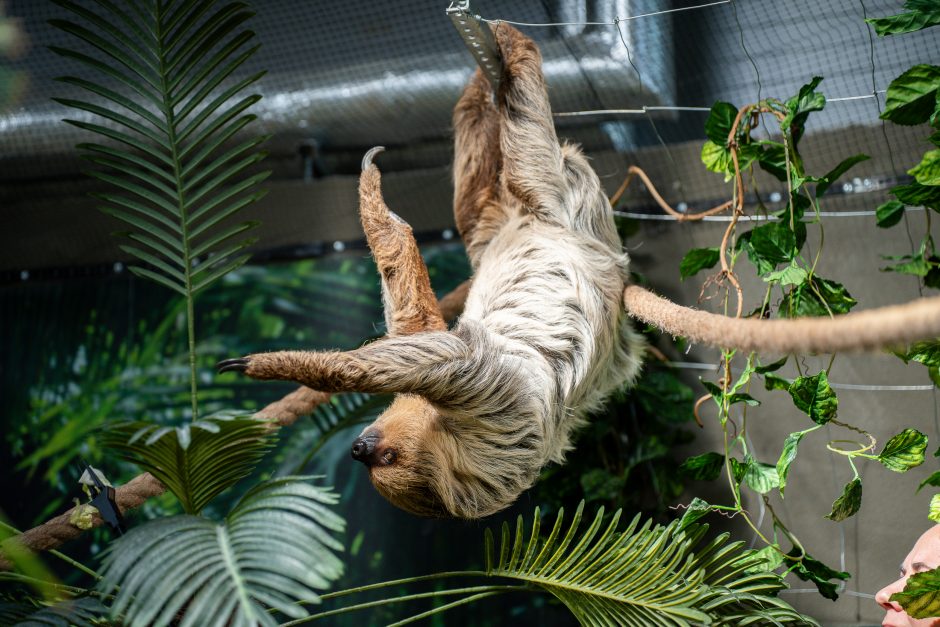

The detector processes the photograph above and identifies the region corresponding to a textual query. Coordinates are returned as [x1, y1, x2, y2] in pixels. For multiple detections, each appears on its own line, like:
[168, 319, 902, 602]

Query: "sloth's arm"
[219, 332, 474, 401]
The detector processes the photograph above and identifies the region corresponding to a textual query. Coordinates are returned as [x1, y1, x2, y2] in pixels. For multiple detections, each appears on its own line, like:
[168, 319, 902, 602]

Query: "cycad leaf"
[484, 502, 817, 625]
[98, 477, 345, 627]
[52, 0, 265, 298]
[9, 596, 108, 627]
[101, 413, 275, 514]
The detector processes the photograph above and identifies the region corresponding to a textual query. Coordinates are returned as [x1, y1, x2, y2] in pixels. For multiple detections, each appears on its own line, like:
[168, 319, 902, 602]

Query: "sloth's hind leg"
[453, 68, 508, 267]
[493, 24, 566, 220]
[360, 149, 446, 336]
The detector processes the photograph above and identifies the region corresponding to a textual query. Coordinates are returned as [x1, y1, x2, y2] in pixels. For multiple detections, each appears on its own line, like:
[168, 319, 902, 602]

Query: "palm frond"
[7, 596, 109, 627]
[483, 502, 816, 626]
[101, 413, 275, 514]
[50, 0, 267, 298]
[98, 477, 345, 627]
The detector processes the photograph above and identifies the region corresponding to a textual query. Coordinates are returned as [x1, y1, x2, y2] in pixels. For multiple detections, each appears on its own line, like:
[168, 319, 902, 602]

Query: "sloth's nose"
[351, 431, 379, 463]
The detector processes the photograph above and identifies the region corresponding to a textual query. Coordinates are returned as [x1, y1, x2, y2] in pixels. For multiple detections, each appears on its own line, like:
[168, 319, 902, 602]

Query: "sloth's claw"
[217, 357, 250, 374]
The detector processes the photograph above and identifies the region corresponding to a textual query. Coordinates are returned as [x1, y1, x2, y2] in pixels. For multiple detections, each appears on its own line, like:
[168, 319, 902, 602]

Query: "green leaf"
[101, 413, 275, 514]
[879, 428, 928, 472]
[744, 459, 780, 494]
[788, 371, 838, 425]
[919, 471, 940, 491]
[881, 64, 940, 126]
[777, 429, 810, 497]
[764, 264, 807, 286]
[474, 501, 816, 624]
[877, 200, 907, 228]
[98, 477, 345, 627]
[743, 545, 785, 574]
[892, 181, 940, 209]
[677, 497, 712, 531]
[0, 596, 108, 627]
[764, 374, 791, 391]
[816, 154, 870, 197]
[897, 340, 940, 367]
[756, 356, 788, 374]
[867, 6, 940, 36]
[785, 547, 851, 600]
[825, 478, 862, 521]
[783, 76, 825, 145]
[704, 101, 738, 145]
[931, 494, 940, 523]
[757, 141, 789, 181]
[891, 565, 940, 619]
[52, 0, 266, 341]
[678, 452, 724, 481]
[910, 149, 940, 186]
[679, 247, 720, 280]
[779, 275, 857, 317]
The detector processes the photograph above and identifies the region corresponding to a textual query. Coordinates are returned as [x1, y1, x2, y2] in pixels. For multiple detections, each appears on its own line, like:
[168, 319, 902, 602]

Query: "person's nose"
[875, 577, 905, 613]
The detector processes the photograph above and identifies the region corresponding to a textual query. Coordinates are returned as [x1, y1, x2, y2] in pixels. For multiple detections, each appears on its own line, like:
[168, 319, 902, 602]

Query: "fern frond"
[51, 0, 268, 297]
[102, 413, 275, 514]
[98, 477, 345, 627]
[483, 503, 817, 626]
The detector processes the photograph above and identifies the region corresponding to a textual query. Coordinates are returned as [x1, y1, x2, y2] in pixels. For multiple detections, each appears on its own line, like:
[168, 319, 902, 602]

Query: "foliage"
[891, 565, 940, 619]
[1, 595, 109, 627]
[866, 1, 940, 37]
[101, 413, 276, 514]
[299, 502, 816, 626]
[51, 0, 270, 419]
[98, 477, 345, 627]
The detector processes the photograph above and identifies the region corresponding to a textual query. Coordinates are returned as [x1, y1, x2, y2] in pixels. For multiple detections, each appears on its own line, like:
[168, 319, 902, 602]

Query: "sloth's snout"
[351, 430, 380, 465]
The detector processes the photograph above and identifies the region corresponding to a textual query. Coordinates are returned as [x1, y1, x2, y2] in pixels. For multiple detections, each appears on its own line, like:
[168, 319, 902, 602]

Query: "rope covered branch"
[624, 284, 940, 353]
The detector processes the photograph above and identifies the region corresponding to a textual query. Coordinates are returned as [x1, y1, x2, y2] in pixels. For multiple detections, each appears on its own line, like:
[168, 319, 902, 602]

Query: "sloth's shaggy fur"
[225, 25, 644, 518]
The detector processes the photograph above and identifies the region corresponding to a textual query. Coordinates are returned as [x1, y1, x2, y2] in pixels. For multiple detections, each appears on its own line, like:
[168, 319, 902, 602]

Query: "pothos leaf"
[779, 275, 857, 317]
[679, 247, 720, 280]
[756, 355, 788, 374]
[777, 429, 811, 497]
[891, 181, 940, 210]
[897, 340, 940, 367]
[877, 200, 907, 228]
[891, 566, 940, 619]
[678, 452, 724, 481]
[782, 76, 825, 145]
[881, 64, 940, 126]
[910, 149, 940, 186]
[704, 101, 738, 145]
[785, 547, 851, 600]
[930, 494, 940, 523]
[816, 154, 870, 198]
[825, 478, 862, 521]
[744, 459, 780, 494]
[919, 470, 940, 491]
[788, 371, 838, 425]
[743, 545, 786, 574]
[867, 4, 940, 36]
[879, 428, 928, 472]
[678, 496, 712, 530]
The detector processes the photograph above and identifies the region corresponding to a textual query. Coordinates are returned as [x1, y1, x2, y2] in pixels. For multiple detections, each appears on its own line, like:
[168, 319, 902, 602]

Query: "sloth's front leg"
[218, 331, 468, 398]
[359, 147, 447, 337]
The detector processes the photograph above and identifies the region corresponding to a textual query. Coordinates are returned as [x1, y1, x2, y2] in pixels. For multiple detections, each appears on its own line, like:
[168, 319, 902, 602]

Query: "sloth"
[219, 24, 645, 518]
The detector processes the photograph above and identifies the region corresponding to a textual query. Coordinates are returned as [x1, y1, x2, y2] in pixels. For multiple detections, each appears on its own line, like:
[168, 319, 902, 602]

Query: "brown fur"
[225, 25, 644, 518]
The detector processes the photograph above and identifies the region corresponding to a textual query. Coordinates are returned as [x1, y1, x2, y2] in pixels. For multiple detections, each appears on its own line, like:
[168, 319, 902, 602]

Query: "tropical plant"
[50, 0, 270, 420]
[291, 502, 814, 626]
[98, 477, 345, 627]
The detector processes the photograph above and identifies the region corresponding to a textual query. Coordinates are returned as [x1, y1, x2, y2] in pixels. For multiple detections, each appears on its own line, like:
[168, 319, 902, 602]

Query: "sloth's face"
[350, 395, 451, 517]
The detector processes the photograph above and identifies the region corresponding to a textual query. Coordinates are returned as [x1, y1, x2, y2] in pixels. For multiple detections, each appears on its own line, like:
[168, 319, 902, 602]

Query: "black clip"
[79, 460, 125, 535]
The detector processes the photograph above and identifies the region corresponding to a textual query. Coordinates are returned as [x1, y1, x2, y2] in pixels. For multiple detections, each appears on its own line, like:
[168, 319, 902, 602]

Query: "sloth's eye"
[382, 449, 397, 465]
